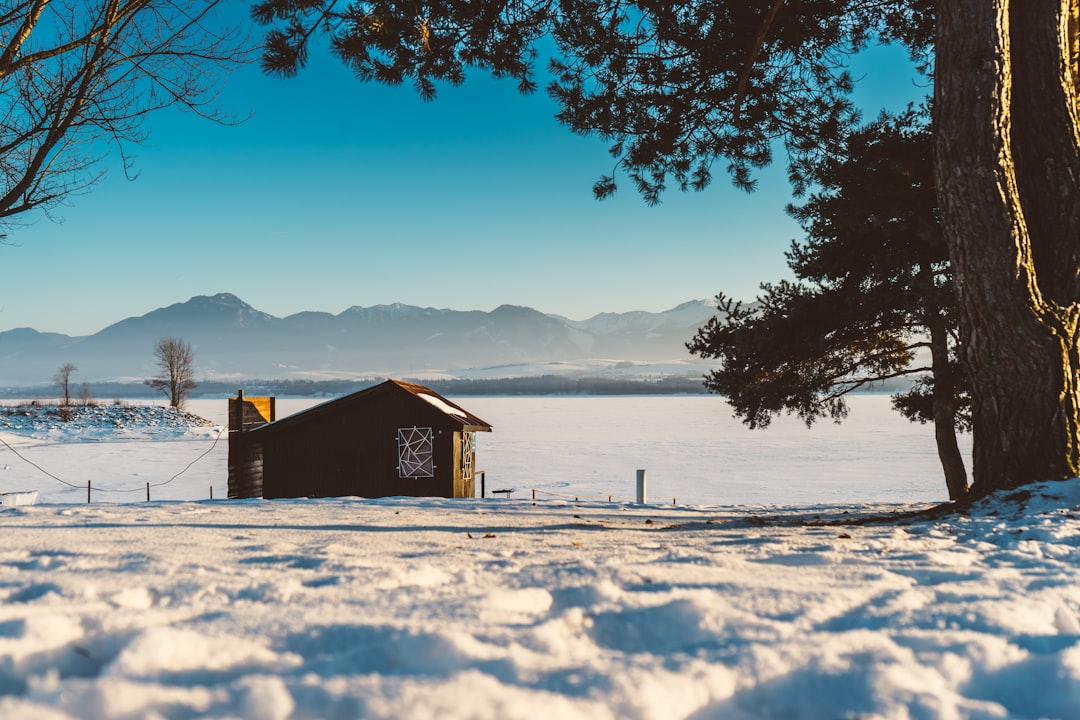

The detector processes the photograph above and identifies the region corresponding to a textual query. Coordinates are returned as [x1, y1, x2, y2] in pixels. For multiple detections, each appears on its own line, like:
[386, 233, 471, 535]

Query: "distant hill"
[0, 293, 722, 387]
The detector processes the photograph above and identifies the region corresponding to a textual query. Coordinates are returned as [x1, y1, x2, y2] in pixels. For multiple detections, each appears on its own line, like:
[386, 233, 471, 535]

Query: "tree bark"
[935, 0, 1080, 496]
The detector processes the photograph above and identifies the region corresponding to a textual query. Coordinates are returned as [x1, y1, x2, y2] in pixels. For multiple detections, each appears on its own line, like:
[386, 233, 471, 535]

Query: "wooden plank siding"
[227, 433, 264, 499]
[453, 431, 475, 499]
[227, 393, 274, 499]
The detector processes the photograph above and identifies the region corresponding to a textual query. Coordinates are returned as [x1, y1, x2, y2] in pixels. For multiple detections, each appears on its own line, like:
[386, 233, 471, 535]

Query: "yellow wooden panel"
[247, 397, 273, 424]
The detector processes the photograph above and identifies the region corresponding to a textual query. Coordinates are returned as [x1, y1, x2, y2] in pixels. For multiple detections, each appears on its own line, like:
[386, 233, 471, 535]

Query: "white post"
[636, 469, 647, 504]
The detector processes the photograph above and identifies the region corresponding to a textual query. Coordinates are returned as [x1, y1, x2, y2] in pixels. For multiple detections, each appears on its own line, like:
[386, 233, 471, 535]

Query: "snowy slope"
[0, 486, 1077, 719]
[1, 403, 216, 441]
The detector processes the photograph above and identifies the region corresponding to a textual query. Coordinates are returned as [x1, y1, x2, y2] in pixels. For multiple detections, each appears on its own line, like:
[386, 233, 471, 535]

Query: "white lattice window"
[397, 427, 434, 478]
[461, 431, 475, 481]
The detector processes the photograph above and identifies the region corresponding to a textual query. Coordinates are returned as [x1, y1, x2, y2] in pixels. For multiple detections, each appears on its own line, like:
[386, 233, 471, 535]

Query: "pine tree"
[688, 113, 971, 499]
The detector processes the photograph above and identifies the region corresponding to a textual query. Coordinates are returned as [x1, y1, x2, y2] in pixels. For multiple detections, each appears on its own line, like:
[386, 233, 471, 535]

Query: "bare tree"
[78, 381, 93, 406]
[53, 362, 77, 406]
[147, 336, 196, 409]
[0, 1, 248, 231]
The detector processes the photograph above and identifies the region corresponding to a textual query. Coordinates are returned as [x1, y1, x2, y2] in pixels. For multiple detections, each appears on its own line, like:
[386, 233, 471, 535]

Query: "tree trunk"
[935, 0, 1080, 496]
[925, 304, 969, 500]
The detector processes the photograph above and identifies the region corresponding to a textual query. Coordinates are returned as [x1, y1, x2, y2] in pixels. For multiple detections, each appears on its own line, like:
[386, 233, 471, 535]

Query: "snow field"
[0, 484, 1078, 719]
[1, 395, 968, 506]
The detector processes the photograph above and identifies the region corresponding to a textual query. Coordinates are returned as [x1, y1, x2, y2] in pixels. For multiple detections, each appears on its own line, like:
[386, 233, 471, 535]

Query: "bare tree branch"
[0, 0, 250, 231]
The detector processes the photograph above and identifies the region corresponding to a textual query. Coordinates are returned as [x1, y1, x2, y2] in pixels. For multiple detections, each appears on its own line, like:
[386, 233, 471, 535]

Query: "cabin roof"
[249, 379, 492, 435]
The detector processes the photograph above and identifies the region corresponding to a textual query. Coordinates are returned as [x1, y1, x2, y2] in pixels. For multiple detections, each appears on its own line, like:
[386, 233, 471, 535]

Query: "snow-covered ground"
[0, 486, 1078, 719]
[1, 397, 1077, 719]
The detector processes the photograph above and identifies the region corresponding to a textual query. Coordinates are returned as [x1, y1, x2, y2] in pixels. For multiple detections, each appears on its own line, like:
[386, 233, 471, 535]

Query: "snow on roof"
[417, 391, 469, 418]
[389, 379, 491, 429]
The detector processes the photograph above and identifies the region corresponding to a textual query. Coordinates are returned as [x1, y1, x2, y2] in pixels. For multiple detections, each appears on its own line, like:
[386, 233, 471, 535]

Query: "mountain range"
[0, 293, 722, 387]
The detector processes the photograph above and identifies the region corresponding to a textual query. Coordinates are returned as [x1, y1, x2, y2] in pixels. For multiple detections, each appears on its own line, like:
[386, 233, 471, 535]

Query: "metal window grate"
[397, 427, 434, 478]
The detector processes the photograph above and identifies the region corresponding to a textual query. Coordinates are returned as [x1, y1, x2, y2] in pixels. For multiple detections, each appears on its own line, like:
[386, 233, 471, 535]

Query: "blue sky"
[1, 23, 926, 337]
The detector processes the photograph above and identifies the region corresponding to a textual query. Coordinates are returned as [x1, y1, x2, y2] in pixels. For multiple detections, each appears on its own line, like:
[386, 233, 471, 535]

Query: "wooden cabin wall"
[227, 434, 264, 499]
[227, 394, 272, 499]
[259, 391, 462, 499]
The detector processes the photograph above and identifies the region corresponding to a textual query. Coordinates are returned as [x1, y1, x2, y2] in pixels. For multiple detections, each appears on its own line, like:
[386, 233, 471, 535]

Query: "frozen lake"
[462, 394, 966, 506]
[2, 394, 968, 506]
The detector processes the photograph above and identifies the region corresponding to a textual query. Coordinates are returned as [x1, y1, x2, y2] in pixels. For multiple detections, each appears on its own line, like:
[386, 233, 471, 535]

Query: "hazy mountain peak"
[197, 292, 252, 308]
[166, 293, 276, 324]
[153, 292, 261, 317]
[490, 304, 548, 317]
[339, 303, 436, 320]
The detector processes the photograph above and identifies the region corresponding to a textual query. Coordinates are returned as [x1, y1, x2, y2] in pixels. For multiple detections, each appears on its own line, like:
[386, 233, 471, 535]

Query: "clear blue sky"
[1, 26, 925, 337]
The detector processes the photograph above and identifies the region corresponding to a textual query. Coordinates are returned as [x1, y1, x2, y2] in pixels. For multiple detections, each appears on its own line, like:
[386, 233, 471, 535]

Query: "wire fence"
[0, 426, 227, 502]
[3, 426, 674, 506]
[526, 488, 678, 505]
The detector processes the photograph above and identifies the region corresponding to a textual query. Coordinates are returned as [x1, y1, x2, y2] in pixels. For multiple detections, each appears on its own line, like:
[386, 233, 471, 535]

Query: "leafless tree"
[147, 336, 196, 409]
[53, 362, 77, 406]
[0, 1, 249, 232]
[78, 381, 93, 406]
